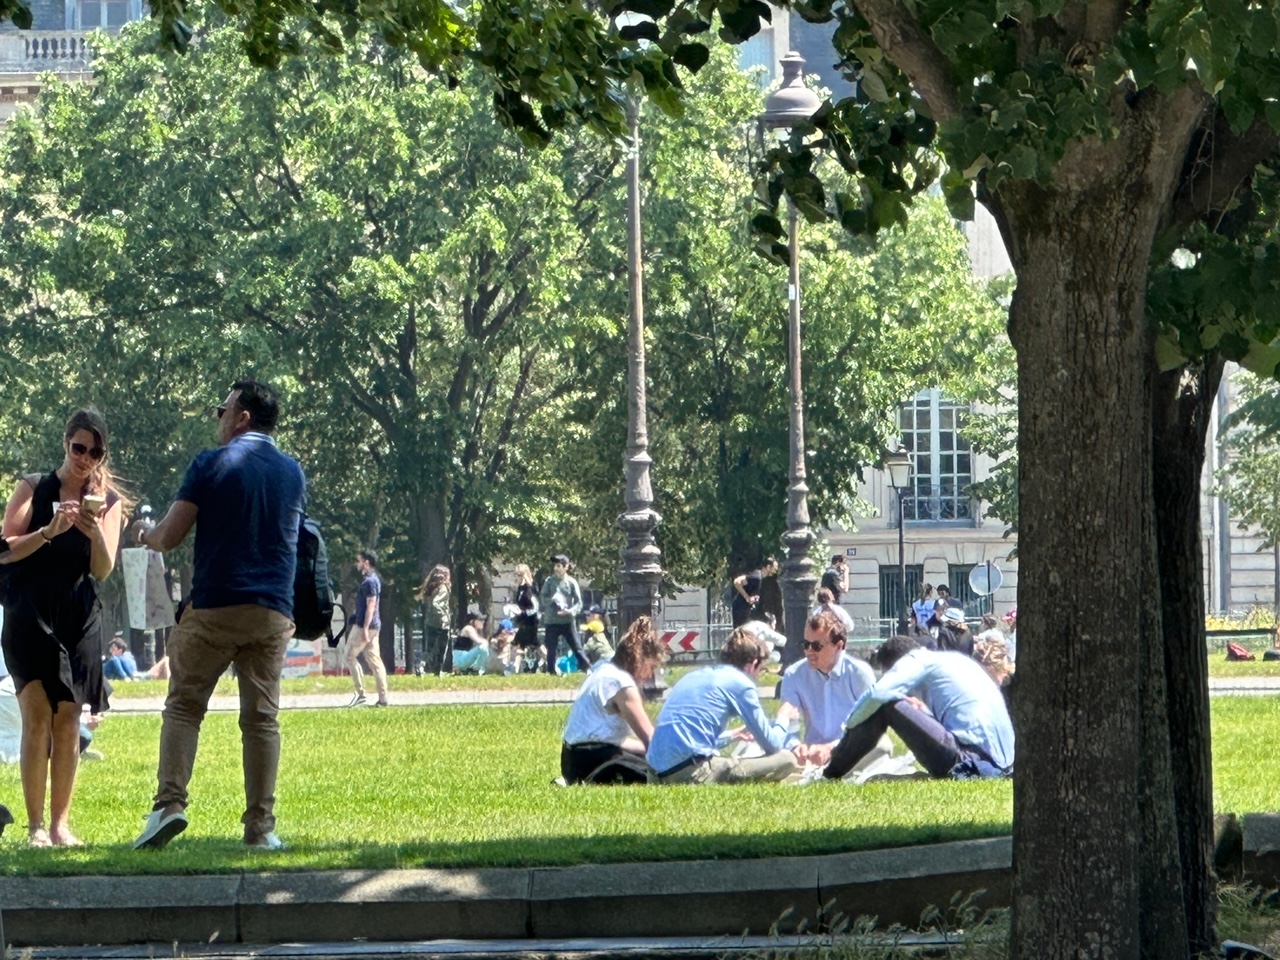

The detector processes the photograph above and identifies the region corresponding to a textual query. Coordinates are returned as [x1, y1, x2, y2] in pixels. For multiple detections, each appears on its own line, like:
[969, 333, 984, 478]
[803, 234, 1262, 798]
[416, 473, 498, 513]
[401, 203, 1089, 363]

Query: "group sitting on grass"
[560, 612, 1015, 786]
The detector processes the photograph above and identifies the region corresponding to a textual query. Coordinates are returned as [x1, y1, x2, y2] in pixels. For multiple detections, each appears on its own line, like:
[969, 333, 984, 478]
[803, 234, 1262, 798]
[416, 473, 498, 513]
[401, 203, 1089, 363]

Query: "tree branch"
[1167, 113, 1278, 234]
[848, 0, 963, 123]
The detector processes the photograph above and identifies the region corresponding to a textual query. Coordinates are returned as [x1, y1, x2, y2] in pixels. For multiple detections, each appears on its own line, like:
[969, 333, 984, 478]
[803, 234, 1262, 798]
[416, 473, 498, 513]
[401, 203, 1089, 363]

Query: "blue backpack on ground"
[293, 515, 339, 644]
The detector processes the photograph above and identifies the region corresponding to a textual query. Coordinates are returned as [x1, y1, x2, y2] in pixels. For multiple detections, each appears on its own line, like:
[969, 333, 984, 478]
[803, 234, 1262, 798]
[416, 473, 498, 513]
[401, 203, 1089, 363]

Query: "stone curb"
[0, 838, 1012, 948]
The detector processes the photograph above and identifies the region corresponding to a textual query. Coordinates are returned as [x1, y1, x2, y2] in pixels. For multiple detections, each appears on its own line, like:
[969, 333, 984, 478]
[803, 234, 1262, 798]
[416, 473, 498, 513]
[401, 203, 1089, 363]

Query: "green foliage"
[0, 26, 1009, 598]
[1215, 373, 1280, 562]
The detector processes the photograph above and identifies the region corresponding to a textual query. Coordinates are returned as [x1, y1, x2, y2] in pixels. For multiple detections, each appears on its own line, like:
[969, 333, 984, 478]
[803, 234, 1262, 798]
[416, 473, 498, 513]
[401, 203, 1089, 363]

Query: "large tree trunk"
[1153, 358, 1224, 956]
[1004, 178, 1186, 958]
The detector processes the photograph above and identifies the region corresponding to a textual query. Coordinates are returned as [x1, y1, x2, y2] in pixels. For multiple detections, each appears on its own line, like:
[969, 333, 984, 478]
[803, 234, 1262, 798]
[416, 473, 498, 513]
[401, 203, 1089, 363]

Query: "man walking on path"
[133, 380, 305, 851]
[345, 550, 388, 707]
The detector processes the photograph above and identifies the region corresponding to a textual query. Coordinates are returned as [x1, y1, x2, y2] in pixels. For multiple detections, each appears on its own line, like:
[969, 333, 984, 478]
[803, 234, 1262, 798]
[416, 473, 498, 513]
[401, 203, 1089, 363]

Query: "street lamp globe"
[885, 450, 913, 491]
[762, 51, 823, 131]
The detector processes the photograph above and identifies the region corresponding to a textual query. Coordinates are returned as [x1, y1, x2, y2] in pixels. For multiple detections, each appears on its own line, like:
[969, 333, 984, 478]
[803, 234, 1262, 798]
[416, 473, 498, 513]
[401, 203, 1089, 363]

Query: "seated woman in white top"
[560, 616, 667, 785]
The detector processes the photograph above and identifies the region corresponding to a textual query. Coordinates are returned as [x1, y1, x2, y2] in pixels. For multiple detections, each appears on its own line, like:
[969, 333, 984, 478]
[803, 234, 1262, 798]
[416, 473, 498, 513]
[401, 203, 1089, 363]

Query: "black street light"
[761, 52, 822, 661]
[614, 20, 663, 637]
[885, 449, 913, 635]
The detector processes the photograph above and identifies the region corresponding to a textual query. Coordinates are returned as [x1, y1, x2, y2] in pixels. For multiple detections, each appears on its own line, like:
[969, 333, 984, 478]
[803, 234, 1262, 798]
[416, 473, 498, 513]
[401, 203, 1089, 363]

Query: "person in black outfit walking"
[731, 557, 779, 627]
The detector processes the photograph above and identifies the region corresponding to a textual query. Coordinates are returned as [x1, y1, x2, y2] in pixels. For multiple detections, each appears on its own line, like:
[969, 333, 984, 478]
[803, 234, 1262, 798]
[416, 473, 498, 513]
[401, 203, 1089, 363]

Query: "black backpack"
[293, 515, 338, 644]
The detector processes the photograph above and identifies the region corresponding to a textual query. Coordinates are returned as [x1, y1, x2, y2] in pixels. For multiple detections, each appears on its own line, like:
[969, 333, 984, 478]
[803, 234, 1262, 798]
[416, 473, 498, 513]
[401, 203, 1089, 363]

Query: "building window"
[878, 564, 924, 634]
[738, 25, 777, 87]
[70, 0, 140, 29]
[897, 389, 973, 522]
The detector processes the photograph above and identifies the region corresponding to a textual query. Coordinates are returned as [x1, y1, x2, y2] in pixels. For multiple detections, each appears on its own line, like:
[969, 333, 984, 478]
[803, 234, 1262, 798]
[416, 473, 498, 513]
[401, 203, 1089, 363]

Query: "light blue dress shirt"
[845, 648, 1014, 769]
[777, 652, 875, 747]
[647, 664, 787, 774]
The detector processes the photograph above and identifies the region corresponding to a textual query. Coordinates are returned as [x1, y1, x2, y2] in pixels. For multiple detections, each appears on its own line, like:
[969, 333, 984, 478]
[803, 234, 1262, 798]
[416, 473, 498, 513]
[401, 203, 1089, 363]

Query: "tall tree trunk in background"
[1153, 358, 1224, 956]
[1002, 106, 1201, 955]
[416, 498, 450, 574]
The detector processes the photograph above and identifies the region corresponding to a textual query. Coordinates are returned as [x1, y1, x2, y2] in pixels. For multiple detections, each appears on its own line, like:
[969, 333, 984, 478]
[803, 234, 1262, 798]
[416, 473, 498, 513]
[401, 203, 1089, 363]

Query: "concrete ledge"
[819, 837, 1012, 928]
[239, 869, 531, 942]
[0, 839, 1014, 948]
[0, 874, 241, 946]
[529, 856, 822, 937]
[1243, 813, 1280, 888]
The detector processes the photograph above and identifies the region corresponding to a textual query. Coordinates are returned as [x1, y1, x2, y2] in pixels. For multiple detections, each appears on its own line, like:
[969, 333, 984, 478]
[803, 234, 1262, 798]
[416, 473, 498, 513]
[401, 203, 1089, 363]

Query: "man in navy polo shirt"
[345, 549, 388, 707]
[133, 380, 305, 851]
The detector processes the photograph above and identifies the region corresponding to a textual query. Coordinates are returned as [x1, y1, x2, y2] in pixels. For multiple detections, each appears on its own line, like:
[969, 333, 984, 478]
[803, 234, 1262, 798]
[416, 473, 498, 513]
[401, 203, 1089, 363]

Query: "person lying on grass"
[647, 629, 800, 785]
[824, 635, 1014, 781]
[560, 616, 667, 785]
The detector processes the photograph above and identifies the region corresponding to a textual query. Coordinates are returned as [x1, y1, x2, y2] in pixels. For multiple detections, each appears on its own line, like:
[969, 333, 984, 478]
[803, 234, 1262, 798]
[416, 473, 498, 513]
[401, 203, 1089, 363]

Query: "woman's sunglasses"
[70, 441, 105, 461]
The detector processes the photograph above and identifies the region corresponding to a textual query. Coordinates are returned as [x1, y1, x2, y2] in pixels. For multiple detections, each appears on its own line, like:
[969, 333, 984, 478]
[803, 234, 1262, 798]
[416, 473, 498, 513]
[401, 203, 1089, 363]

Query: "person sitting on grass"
[823, 635, 1014, 781]
[452, 611, 490, 675]
[103, 636, 137, 681]
[773, 611, 891, 775]
[560, 616, 667, 785]
[486, 619, 517, 675]
[582, 618, 614, 665]
[647, 629, 801, 785]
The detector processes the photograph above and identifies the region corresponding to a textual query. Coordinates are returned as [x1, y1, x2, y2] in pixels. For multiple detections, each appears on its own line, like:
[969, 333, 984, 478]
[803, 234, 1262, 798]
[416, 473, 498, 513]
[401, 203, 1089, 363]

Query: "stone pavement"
[106, 687, 579, 714]
[104, 675, 1280, 714]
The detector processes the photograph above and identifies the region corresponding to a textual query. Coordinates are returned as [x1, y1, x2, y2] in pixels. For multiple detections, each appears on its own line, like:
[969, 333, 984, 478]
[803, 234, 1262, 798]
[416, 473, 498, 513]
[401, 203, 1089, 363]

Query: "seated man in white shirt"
[824, 635, 1015, 780]
[773, 611, 891, 773]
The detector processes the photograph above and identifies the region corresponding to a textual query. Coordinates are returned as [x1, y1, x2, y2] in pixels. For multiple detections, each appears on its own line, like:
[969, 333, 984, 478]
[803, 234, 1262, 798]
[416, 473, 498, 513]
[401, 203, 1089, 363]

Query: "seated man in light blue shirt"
[825, 634, 1014, 780]
[774, 611, 890, 772]
[648, 629, 800, 784]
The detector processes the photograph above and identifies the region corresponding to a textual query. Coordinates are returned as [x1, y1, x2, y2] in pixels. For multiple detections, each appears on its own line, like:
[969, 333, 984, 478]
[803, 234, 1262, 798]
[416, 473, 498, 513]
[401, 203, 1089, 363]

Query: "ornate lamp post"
[884, 449, 913, 634]
[762, 52, 822, 661]
[616, 90, 663, 637]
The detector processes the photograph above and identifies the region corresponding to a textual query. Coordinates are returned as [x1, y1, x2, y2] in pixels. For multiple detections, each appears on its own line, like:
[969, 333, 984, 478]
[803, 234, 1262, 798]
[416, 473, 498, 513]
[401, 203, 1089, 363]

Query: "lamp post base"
[780, 525, 817, 666]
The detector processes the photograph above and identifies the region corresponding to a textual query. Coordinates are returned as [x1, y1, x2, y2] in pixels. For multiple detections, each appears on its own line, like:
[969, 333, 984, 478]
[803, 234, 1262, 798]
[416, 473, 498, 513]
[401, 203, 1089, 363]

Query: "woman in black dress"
[1, 409, 125, 846]
[511, 563, 540, 670]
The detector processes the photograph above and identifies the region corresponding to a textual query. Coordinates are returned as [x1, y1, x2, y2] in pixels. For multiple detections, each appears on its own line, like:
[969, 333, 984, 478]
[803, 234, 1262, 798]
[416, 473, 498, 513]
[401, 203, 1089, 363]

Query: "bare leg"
[48, 701, 82, 846]
[16, 682, 52, 842]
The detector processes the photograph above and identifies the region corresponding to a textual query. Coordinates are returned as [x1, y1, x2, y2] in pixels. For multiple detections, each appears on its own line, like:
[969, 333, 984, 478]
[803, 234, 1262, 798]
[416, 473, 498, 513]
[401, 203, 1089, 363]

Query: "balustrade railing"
[0, 31, 94, 70]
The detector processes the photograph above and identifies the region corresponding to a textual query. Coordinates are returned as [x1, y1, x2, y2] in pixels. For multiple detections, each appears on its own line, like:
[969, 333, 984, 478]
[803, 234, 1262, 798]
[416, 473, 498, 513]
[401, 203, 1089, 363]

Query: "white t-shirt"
[563, 661, 637, 746]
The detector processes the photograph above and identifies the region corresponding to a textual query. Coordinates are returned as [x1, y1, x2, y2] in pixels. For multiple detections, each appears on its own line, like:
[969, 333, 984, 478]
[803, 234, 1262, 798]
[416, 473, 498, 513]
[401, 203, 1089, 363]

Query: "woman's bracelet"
[39, 527, 52, 542]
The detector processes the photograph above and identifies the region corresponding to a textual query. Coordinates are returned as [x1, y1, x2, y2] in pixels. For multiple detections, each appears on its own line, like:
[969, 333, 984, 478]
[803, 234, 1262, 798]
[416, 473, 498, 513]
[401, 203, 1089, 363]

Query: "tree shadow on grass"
[0, 821, 1011, 877]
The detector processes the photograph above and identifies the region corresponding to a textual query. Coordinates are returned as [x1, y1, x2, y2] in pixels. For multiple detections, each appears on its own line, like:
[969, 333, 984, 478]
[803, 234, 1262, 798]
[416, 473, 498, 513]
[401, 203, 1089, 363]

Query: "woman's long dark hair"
[414, 564, 450, 601]
[611, 615, 667, 679]
[65, 407, 132, 509]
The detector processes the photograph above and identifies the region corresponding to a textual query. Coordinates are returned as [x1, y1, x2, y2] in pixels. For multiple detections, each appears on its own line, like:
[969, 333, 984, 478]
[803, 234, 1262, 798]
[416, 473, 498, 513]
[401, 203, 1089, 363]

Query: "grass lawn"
[0, 695, 1274, 877]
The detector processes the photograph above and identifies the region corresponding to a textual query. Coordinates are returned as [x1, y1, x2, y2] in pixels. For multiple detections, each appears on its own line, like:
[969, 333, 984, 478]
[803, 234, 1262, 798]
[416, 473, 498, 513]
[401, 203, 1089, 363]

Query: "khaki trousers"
[346, 628, 388, 698]
[154, 604, 294, 840]
[660, 750, 798, 785]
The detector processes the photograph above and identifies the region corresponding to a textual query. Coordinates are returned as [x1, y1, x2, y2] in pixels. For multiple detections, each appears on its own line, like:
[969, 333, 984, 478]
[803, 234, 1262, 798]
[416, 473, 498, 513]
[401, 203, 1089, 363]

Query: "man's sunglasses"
[802, 640, 829, 652]
[70, 442, 105, 461]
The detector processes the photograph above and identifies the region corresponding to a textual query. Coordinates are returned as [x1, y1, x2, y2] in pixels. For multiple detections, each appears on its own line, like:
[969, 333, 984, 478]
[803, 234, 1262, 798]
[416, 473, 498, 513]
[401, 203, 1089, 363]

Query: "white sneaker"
[346, 693, 367, 707]
[246, 831, 286, 851]
[134, 808, 188, 849]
